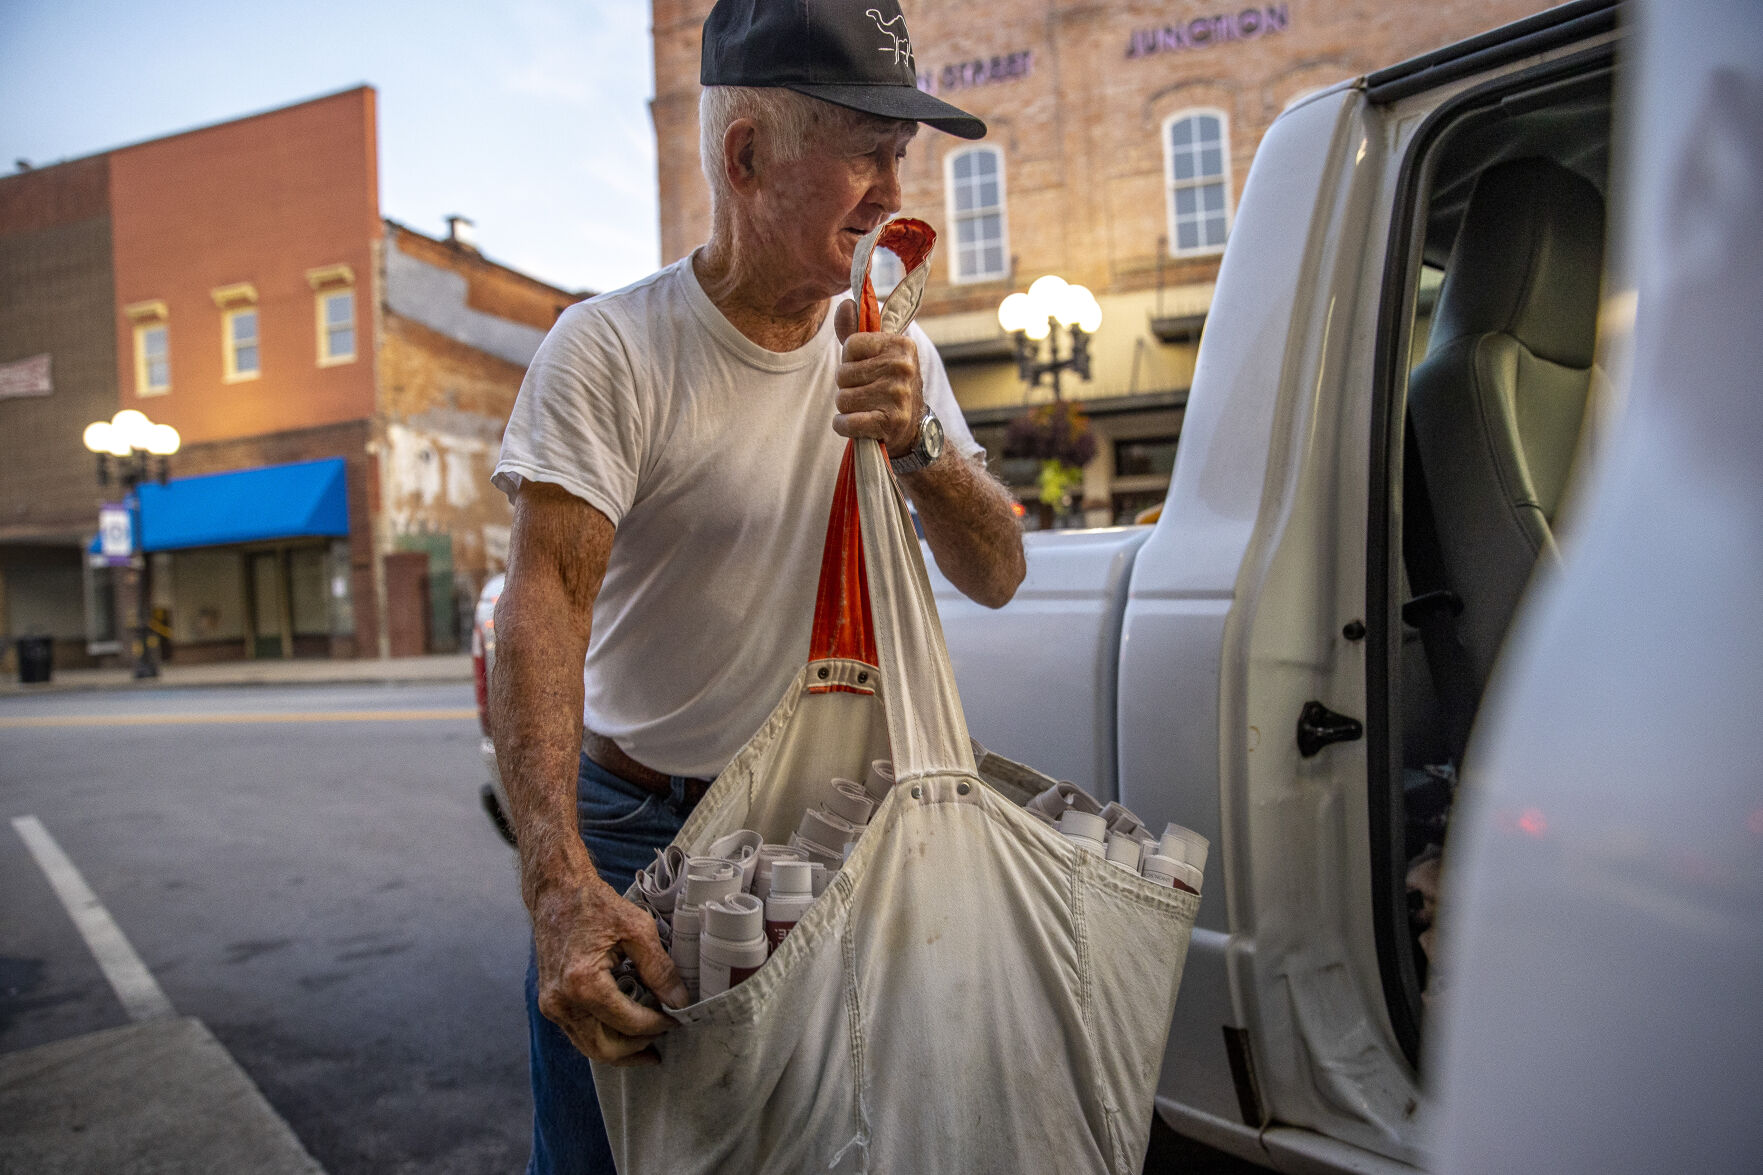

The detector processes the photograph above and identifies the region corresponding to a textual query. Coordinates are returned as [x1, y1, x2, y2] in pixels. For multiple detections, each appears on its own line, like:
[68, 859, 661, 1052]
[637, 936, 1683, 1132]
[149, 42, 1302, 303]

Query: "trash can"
[15, 636, 52, 684]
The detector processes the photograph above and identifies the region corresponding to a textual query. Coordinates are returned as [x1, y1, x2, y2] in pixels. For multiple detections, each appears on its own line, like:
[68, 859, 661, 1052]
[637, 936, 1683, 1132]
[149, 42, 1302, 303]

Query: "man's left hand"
[833, 300, 924, 459]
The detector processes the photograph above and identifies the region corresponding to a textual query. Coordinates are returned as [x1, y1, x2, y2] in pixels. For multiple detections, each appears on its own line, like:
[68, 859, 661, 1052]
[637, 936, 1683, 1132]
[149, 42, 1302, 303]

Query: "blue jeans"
[526, 751, 696, 1175]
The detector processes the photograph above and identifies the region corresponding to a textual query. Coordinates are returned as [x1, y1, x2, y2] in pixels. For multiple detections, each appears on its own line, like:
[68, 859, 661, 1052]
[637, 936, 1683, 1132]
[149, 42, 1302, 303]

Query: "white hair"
[698, 86, 911, 218]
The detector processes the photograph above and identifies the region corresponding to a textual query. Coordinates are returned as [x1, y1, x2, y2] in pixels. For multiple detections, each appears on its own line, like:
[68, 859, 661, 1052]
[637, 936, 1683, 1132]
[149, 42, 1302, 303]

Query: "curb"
[0, 658, 473, 697]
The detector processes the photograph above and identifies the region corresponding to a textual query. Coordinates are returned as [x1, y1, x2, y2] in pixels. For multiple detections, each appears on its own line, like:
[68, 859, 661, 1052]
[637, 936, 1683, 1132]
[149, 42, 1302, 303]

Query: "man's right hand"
[531, 875, 692, 1066]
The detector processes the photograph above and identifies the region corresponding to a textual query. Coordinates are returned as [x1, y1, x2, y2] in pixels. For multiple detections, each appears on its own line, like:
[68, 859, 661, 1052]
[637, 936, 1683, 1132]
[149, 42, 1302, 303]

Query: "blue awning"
[115, 458, 351, 553]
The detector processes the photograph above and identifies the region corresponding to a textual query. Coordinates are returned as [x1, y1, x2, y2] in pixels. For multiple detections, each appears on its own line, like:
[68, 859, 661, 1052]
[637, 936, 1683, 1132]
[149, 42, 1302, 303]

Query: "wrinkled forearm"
[491, 579, 598, 913]
[901, 452, 1026, 608]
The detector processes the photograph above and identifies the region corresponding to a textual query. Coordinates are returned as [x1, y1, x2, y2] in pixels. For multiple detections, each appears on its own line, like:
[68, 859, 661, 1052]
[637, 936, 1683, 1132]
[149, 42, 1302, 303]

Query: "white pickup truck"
[478, 0, 1760, 1168]
[931, 0, 1757, 1170]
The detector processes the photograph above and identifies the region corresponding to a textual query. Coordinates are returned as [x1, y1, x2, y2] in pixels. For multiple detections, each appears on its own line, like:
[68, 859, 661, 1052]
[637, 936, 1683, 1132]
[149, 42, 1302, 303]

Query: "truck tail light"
[472, 626, 490, 736]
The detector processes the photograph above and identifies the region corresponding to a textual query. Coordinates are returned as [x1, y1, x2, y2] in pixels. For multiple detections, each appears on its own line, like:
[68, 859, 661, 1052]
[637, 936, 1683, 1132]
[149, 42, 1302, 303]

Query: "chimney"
[445, 215, 478, 252]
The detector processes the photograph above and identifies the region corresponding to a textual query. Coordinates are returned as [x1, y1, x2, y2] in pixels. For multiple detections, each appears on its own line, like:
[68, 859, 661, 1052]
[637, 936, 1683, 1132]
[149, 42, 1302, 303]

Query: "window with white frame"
[224, 308, 260, 380]
[211, 283, 259, 382]
[126, 299, 171, 396]
[307, 264, 357, 367]
[136, 323, 170, 396]
[945, 146, 1008, 283]
[1164, 111, 1231, 256]
[319, 289, 356, 364]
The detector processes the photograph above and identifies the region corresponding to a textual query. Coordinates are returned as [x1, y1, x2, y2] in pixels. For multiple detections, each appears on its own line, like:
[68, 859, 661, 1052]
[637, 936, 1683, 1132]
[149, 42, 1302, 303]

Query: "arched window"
[1164, 111, 1231, 256]
[944, 146, 1008, 283]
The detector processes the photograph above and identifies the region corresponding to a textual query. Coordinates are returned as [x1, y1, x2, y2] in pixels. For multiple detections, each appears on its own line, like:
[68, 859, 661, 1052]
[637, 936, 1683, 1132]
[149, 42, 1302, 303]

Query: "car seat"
[1406, 156, 1606, 725]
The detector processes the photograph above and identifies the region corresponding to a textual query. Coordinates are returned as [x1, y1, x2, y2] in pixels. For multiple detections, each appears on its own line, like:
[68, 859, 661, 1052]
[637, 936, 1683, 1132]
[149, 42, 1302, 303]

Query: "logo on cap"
[867, 9, 914, 67]
[699, 0, 986, 140]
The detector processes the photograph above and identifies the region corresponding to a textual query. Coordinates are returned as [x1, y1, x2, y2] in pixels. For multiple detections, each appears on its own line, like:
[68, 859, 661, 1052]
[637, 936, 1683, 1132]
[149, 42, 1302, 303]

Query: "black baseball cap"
[701, 0, 987, 140]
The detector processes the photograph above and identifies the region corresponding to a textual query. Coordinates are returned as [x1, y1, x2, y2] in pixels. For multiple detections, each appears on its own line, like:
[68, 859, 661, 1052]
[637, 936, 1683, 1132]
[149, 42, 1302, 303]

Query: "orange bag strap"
[808, 442, 878, 672]
[807, 218, 936, 677]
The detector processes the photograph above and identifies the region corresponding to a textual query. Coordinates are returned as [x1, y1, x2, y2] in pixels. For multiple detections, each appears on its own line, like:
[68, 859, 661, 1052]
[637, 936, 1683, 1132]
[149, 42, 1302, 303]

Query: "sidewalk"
[0, 652, 473, 696]
[0, 1016, 325, 1174]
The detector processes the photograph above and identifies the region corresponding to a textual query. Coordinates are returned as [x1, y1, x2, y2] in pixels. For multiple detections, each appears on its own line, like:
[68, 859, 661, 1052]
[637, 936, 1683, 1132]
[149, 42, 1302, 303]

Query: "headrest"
[1431, 158, 1605, 368]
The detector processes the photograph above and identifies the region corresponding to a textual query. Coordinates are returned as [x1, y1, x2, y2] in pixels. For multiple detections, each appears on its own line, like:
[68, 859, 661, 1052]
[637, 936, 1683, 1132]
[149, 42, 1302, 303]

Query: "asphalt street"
[0, 682, 533, 1174]
[0, 679, 1266, 1175]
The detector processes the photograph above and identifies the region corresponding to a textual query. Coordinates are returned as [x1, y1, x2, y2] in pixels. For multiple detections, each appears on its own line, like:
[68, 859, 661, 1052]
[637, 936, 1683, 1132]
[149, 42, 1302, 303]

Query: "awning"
[87, 458, 350, 553]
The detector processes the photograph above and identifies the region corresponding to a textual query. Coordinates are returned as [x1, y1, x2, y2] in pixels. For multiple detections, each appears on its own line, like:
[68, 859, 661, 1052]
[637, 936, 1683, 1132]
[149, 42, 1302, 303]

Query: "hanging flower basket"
[1002, 400, 1097, 468]
[1036, 460, 1085, 509]
[1004, 401, 1097, 515]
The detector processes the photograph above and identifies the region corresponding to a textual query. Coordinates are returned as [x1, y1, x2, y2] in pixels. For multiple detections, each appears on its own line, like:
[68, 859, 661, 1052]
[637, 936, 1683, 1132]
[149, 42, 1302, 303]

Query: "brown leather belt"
[582, 729, 712, 807]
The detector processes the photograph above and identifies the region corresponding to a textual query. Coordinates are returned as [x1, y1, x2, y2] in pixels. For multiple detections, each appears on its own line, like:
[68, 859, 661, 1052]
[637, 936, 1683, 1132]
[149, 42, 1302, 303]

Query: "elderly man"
[489, 0, 1025, 1168]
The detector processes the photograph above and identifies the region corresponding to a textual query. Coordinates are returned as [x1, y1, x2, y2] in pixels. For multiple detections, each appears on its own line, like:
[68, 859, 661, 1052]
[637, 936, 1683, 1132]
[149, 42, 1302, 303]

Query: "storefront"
[962, 391, 1185, 529]
[86, 457, 355, 661]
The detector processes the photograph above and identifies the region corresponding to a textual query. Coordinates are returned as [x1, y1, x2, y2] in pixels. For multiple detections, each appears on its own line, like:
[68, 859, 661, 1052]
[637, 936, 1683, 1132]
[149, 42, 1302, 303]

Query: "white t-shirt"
[492, 253, 979, 778]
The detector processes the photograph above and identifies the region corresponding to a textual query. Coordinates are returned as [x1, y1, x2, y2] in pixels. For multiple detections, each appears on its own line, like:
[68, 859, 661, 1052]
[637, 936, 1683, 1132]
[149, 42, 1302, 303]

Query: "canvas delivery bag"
[591, 222, 1200, 1174]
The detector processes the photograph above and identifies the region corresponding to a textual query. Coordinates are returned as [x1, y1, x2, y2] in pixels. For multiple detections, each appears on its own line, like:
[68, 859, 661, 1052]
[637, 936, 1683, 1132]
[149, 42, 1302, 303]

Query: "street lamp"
[997, 278, 1104, 528]
[83, 410, 180, 678]
[996, 275, 1104, 400]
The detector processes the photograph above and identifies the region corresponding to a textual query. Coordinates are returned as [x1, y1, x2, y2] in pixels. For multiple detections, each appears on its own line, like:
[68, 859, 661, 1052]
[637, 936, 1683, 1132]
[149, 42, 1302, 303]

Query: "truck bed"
[926, 524, 1151, 804]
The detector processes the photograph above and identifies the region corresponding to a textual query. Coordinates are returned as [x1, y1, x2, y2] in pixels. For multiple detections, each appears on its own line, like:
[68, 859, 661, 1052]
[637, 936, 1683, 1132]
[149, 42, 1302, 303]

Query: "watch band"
[889, 408, 943, 475]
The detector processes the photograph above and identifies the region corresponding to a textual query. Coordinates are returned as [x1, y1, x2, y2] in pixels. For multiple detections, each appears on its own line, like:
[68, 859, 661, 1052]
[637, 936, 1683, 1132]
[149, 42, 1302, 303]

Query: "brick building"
[650, 0, 1556, 523]
[376, 219, 582, 656]
[0, 157, 119, 671]
[0, 88, 584, 668]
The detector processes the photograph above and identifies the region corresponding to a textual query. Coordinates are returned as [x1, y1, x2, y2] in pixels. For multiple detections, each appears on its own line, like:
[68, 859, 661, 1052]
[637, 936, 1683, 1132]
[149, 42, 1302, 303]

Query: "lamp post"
[82, 410, 180, 678]
[996, 275, 1104, 400]
[997, 277, 1104, 527]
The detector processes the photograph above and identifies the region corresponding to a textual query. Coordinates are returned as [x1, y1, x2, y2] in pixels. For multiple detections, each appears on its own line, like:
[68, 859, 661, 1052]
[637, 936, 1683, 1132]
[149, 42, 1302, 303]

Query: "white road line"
[12, 815, 176, 1023]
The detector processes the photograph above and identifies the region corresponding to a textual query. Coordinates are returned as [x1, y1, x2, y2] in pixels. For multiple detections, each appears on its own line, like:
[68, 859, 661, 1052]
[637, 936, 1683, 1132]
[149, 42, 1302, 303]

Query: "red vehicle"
[472, 573, 514, 845]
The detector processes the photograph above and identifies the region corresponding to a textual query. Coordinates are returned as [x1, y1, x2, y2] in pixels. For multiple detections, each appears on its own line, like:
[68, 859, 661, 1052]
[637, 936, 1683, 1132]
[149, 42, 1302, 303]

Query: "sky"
[0, 0, 662, 294]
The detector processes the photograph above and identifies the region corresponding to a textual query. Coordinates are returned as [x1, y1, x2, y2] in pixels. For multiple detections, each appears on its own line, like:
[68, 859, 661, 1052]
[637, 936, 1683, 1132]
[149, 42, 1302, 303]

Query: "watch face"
[920, 412, 944, 461]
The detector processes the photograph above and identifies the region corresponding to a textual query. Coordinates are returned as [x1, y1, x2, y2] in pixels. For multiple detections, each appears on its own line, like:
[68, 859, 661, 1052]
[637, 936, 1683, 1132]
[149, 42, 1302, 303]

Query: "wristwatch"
[889, 407, 944, 475]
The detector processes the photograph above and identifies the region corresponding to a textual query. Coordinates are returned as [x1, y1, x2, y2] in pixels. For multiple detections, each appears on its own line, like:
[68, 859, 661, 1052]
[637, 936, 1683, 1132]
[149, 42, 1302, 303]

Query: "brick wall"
[653, 0, 718, 268]
[376, 224, 586, 650]
[0, 156, 118, 546]
[107, 87, 381, 447]
[650, 0, 1562, 522]
[651, 0, 1560, 311]
[375, 311, 526, 639]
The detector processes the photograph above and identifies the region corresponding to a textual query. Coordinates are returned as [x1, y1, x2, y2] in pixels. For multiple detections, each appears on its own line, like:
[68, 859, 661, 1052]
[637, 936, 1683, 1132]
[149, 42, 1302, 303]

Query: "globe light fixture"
[146, 423, 182, 456]
[1027, 273, 1068, 311]
[996, 275, 1104, 399]
[111, 409, 150, 448]
[82, 410, 180, 467]
[81, 409, 179, 677]
[996, 292, 1033, 333]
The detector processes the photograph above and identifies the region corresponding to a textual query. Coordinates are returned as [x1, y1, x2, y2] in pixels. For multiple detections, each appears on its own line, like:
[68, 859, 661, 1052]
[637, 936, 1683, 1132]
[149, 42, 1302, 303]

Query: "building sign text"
[1127, 6, 1290, 59]
[917, 50, 1034, 97]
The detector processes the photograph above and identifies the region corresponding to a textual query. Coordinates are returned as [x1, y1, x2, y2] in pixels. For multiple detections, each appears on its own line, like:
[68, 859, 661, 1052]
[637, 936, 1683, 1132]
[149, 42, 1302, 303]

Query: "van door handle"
[1296, 701, 1363, 757]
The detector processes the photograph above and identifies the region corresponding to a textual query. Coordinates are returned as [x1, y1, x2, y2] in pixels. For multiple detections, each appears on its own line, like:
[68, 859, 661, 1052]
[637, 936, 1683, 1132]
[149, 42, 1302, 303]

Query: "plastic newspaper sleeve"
[592, 220, 1199, 1175]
